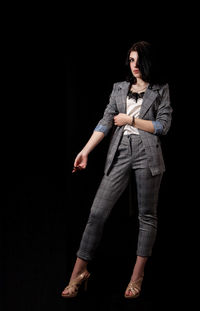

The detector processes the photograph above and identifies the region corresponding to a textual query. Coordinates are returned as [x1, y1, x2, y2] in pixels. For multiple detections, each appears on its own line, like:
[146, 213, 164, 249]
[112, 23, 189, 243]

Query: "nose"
[132, 62, 138, 69]
[135, 62, 139, 69]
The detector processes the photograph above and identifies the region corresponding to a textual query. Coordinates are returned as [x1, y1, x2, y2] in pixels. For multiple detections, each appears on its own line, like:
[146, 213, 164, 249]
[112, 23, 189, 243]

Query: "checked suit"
[76, 81, 172, 261]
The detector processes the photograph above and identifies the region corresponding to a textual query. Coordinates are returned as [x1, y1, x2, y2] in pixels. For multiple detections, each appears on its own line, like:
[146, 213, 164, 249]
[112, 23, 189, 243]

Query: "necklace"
[131, 83, 149, 93]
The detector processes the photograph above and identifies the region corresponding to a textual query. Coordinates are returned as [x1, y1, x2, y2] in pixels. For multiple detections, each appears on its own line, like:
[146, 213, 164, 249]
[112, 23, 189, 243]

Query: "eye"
[129, 58, 134, 63]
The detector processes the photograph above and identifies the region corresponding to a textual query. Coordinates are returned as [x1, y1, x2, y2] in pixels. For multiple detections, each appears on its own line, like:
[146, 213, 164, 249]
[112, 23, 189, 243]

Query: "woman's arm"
[114, 114, 155, 133]
[73, 83, 119, 173]
[133, 118, 155, 133]
[72, 131, 104, 173]
[81, 131, 105, 155]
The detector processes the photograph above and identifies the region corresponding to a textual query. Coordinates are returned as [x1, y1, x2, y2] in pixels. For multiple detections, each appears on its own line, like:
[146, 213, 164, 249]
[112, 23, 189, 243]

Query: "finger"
[74, 159, 79, 167]
[79, 165, 85, 170]
[72, 165, 79, 172]
[72, 166, 81, 173]
[72, 167, 77, 173]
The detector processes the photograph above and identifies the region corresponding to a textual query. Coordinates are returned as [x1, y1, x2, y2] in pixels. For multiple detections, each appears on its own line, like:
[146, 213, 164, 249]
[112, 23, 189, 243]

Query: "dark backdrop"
[3, 5, 195, 311]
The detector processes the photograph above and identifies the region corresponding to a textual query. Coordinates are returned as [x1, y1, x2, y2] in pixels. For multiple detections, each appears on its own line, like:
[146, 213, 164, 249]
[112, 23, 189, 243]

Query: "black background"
[2, 4, 196, 311]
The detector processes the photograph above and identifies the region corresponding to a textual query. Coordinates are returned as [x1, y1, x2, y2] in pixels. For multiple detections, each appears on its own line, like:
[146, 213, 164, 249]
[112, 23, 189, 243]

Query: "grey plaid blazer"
[95, 81, 173, 176]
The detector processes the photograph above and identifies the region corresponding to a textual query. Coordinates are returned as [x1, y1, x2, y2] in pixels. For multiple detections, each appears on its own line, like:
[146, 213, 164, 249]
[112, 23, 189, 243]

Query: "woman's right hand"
[72, 151, 88, 173]
[71, 131, 104, 173]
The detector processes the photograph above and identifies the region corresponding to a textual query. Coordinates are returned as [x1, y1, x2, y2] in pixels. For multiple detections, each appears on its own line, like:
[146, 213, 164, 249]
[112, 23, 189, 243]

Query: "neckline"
[130, 82, 149, 94]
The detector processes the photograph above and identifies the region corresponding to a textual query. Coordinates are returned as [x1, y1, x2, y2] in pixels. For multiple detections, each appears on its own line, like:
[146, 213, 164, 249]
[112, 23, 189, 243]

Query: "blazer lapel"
[139, 85, 160, 119]
[118, 82, 130, 113]
[117, 82, 160, 117]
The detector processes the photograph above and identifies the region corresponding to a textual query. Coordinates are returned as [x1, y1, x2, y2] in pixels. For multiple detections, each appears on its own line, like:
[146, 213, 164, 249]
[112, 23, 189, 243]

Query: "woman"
[61, 41, 172, 299]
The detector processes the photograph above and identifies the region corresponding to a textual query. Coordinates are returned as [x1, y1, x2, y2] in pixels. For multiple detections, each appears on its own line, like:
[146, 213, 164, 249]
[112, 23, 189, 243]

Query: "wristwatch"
[131, 116, 135, 126]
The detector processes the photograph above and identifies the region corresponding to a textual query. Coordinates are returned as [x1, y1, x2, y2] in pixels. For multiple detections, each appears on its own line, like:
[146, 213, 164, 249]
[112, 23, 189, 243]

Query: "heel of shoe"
[84, 278, 89, 291]
[84, 272, 91, 292]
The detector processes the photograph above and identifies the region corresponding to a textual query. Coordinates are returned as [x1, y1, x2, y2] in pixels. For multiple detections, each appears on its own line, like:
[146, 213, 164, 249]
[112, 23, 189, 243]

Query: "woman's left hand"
[114, 113, 132, 126]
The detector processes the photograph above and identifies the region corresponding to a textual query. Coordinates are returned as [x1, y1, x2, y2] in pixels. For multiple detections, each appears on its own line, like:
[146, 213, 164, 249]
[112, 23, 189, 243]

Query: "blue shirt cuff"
[152, 121, 163, 135]
[93, 124, 110, 136]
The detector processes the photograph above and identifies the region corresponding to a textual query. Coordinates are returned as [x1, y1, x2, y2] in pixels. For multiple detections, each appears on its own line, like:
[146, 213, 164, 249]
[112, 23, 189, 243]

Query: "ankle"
[71, 268, 88, 280]
[130, 272, 144, 282]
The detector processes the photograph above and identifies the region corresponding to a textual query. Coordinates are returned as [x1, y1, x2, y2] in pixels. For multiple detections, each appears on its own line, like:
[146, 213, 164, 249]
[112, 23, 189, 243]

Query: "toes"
[62, 288, 69, 296]
[125, 289, 131, 296]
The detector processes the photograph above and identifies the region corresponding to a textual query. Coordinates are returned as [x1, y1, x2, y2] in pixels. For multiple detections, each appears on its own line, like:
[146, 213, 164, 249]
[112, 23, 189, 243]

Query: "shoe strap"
[67, 271, 90, 288]
[128, 277, 143, 291]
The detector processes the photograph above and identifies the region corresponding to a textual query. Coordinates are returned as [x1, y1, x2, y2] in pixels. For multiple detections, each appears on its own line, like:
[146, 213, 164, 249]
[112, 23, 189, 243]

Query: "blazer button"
[156, 144, 159, 148]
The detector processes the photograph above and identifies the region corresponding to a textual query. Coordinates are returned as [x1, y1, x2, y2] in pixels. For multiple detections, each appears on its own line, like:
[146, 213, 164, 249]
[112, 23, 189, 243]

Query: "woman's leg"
[62, 172, 130, 296]
[76, 169, 131, 261]
[76, 137, 133, 262]
[125, 168, 162, 297]
[135, 168, 163, 257]
[62, 139, 132, 295]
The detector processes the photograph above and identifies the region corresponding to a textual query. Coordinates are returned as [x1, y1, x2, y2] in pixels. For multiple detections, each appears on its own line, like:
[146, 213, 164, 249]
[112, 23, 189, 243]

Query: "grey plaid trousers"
[77, 134, 163, 261]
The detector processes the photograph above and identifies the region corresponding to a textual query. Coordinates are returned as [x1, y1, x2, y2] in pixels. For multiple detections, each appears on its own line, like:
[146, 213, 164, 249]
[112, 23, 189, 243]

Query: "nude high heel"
[124, 276, 143, 299]
[61, 270, 91, 298]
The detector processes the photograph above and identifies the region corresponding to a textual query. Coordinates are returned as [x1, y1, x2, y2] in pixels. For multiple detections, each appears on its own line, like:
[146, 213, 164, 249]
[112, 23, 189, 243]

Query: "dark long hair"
[125, 41, 154, 85]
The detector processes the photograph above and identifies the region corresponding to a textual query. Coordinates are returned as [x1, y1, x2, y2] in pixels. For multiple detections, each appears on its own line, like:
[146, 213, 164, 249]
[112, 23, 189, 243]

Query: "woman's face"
[129, 51, 141, 79]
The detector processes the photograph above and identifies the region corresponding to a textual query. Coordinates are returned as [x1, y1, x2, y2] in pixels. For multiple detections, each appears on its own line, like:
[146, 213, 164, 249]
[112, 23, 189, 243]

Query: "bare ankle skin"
[70, 257, 88, 281]
[130, 256, 148, 281]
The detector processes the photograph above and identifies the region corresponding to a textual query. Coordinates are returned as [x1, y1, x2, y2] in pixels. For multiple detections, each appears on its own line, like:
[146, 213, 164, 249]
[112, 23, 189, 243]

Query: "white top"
[123, 96, 143, 135]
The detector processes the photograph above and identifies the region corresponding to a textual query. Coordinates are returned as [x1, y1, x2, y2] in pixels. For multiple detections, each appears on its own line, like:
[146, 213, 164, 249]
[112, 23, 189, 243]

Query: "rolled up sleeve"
[93, 124, 110, 136]
[152, 120, 163, 135]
